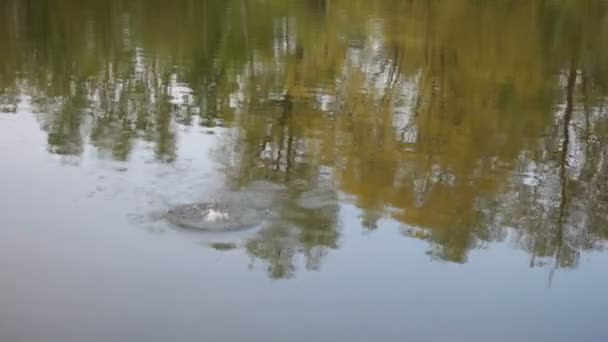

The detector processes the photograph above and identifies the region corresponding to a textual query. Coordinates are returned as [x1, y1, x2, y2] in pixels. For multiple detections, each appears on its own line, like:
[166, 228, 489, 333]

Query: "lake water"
[1, 1, 607, 341]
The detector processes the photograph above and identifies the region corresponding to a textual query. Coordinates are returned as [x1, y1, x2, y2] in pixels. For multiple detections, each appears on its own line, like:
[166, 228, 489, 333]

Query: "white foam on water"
[205, 209, 230, 222]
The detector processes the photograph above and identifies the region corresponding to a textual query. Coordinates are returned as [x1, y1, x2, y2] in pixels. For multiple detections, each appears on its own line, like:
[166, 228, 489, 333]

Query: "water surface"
[1, 1, 608, 341]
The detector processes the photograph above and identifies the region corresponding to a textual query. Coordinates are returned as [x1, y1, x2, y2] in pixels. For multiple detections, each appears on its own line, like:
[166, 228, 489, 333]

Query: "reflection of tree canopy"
[1, 0, 608, 276]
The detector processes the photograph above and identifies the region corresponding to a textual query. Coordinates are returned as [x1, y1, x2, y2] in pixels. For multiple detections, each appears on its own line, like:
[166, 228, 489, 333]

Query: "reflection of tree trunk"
[551, 59, 577, 282]
[581, 71, 592, 159]
[240, 0, 255, 84]
[439, 47, 446, 112]
[275, 121, 284, 171]
[285, 131, 294, 182]
[275, 94, 293, 173]
[559, 63, 576, 220]
[386, 47, 401, 90]
[284, 16, 290, 55]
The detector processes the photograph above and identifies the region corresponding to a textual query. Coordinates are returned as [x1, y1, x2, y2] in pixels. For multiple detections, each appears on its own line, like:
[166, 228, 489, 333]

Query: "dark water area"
[1, 1, 607, 341]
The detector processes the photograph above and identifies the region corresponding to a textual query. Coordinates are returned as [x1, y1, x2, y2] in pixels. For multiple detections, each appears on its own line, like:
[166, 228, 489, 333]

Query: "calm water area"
[1, 1, 607, 341]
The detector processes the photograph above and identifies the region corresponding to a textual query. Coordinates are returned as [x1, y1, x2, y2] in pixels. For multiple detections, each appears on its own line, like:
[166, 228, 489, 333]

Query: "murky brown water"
[1, 1, 608, 341]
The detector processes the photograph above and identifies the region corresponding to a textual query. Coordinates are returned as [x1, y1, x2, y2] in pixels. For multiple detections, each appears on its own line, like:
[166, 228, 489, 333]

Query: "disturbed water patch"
[164, 201, 269, 232]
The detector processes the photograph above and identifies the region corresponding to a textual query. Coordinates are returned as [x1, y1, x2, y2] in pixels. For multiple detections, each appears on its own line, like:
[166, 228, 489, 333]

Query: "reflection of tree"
[494, 6, 608, 272]
[328, 0, 608, 265]
[246, 196, 339, 279]
[0, 0, 608, 275]
[480, 3, 608, 274]
[226, 92, 340, 279]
